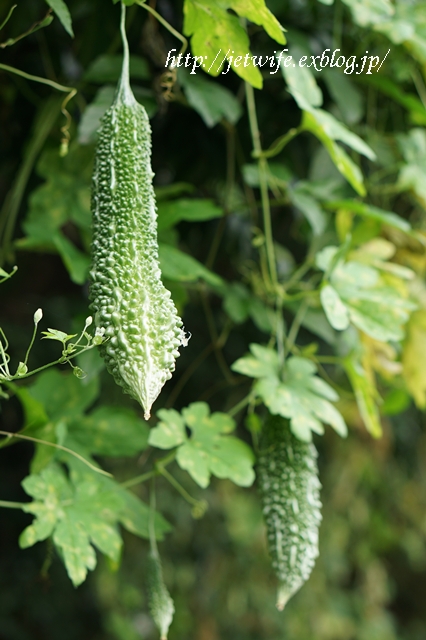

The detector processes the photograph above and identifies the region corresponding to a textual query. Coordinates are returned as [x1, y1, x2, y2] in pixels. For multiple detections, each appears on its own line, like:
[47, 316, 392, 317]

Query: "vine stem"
[0, 430, 112, 477]
[253, 126, 301, 160]
[121, 451, 177, 488]
[149, 478, 158, 555]
[0, 63, 73, 94]
[245, 82, 278, 290]
[121, 470, 157, 489]
[158, 465, 202, 510]
[228, 393, 253, 418]
[0, 5, 17, 32]
[0, 340, 101, 384]
[135, 0, 188, 57]
[0, 500, 26, 509]
[286, 298, 309, 353]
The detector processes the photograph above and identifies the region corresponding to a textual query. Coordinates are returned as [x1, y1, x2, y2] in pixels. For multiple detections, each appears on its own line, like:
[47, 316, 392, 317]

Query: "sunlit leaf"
[183, 0, 285, 88]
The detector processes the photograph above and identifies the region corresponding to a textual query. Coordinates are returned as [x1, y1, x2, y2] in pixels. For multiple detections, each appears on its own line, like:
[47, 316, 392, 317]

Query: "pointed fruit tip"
[276, 585, 292, 611]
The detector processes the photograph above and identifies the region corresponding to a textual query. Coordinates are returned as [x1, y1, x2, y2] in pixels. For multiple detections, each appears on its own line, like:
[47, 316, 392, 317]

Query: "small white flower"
[33, 308, 43, 325]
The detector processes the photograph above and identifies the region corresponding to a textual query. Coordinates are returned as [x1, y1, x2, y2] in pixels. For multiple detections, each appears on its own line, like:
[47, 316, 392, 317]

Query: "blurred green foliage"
[1, 0, 426, 638]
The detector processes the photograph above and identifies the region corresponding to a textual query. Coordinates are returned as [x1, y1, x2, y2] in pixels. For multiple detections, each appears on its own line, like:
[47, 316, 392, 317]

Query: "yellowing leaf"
[344, 355, 382, 438]
[402, 310, 426, 408]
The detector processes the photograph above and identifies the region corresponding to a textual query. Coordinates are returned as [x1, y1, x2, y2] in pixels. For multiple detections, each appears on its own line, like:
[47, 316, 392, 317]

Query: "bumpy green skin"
[147, 550, 175, 640]
[90, 84, 185, 420]
[258, 415, 322, 610]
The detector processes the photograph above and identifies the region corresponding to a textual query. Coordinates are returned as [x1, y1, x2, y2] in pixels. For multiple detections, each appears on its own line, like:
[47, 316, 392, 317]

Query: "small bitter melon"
[147, 548, 175, 640]
[90, 4, 186, 419]
[257, 414, 322, 610]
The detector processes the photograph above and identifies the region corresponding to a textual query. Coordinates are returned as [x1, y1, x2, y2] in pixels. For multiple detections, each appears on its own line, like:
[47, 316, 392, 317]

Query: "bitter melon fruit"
[90, 4, 186, 419]
[147, 548, 175, 640]
[257, 414, 322, 610]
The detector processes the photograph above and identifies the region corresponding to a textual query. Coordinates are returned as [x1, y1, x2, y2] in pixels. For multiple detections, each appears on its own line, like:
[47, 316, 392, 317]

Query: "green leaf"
[288, 186, 327, 235]
[301, 110, 375, 195]
[293, 306, 337, 345]
[20, 460, 170, 586]
[150, 403, 255, 488]
[7, 385, 48, 437]
[179, 70, 242, 127]
[70, 406, 150, 457]
[341, 0, 394, 27]
[317, 249, 416, 342]
[183, 0, 285, 88]
[78, 86, 116, 144]
[148, 409, 186, 449]
[26, 369, 99, 422]
[231, 343, 280, 378]
[223, 283, 251, 324]
[41, 328, 75, 342]
[323, 200, 411, 233]
[157, 198, 223, 231]
[20, 465, 69, 547]
[83, 54, 150, 83]
[53, 515, 97, 585]
[230, 0, 286, 43]
[397, 129, 426, 208]
[159, 243, 223, 288]
[117, 489, 171, 541]
[280, 55, 323, 110]
[359, 75, 426, 127]
[247, 296, 275, 333]
[242, 162, 293, 190]
[323, 69, 364, 125]
[305, 108, 376, 161]
[183, 0, 259, 87]
[52, 232, 90, 285]
[223, 284, 274, 332]
[320, 284, 350, 331]
[179, 403, 255, 487]
[45, 0, 74, 37]
[19, 145, 93, 261]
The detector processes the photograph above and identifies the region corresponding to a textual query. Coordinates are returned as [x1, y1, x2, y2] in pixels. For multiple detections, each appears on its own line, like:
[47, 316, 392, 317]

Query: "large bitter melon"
[258, 414, 322, 610]
[90, 5, 186, 419]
